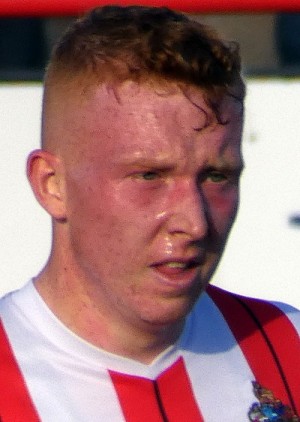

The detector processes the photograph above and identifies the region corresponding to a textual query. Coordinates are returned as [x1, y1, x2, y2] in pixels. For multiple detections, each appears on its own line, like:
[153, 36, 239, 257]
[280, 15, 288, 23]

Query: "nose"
[167, 180, 208, 241]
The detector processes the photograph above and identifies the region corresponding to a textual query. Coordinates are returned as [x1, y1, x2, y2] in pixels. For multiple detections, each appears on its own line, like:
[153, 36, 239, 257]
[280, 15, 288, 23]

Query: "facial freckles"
[60, 81, 243, 328]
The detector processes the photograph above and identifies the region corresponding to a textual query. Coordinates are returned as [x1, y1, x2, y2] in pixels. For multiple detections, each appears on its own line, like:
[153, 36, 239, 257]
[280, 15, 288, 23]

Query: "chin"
[139, 296, 197, 328]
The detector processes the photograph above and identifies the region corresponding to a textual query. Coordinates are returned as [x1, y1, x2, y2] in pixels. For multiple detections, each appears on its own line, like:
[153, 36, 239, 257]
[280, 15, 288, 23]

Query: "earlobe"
[27, 149, 67, 221]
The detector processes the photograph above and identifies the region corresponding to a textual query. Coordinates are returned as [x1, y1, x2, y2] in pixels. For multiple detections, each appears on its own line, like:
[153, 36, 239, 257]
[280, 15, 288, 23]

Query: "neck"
[34, 266, 184, 364]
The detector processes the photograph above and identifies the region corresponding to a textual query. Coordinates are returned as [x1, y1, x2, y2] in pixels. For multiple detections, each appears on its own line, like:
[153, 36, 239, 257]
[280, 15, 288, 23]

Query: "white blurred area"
[1, 80, 300, 308]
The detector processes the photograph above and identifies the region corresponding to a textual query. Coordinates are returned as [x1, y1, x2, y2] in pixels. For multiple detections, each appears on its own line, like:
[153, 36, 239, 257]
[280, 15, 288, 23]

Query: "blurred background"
[1, 12, 300, 79]
[1, 10, 300, 307]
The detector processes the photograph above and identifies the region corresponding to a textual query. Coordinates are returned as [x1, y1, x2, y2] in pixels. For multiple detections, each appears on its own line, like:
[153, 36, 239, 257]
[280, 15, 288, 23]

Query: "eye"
[206, 171, 227, 183]
[140, 171, 160, 181]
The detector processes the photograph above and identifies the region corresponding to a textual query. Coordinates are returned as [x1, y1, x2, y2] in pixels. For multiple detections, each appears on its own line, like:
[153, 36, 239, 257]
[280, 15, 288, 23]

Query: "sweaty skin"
[29, 80, 244, 363]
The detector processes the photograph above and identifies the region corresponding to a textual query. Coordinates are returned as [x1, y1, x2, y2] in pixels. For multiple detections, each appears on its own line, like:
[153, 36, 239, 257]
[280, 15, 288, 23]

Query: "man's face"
[58, 81, 243, 330]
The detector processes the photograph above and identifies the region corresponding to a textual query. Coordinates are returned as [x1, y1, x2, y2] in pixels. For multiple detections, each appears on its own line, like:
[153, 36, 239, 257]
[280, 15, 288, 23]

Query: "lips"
[150, 258, 202, 281]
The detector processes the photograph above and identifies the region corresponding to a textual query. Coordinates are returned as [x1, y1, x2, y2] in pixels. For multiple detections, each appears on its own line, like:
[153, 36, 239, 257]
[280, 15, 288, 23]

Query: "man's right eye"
[139, 171, 160, 181]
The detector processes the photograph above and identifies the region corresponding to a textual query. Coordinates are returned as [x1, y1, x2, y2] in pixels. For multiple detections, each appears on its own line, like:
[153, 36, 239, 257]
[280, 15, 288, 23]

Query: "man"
[0, 5, 299, 421]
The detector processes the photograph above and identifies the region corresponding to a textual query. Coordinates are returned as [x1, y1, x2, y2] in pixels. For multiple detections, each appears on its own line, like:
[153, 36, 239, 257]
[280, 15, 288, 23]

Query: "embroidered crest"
[248, 381, 300, 421]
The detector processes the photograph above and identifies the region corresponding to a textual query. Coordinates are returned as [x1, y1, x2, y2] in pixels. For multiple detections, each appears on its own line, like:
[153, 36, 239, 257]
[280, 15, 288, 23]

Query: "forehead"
[87, 80, 242, 126]
[54, 80, 243, 164]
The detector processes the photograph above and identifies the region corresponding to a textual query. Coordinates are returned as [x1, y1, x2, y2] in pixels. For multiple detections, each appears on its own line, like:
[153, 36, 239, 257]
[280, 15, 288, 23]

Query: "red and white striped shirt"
[0, 281, 299, 421]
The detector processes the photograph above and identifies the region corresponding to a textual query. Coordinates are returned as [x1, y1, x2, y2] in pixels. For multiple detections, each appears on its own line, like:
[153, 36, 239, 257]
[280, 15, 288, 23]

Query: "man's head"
[42, 5, 244, 151]
[28, 6, 244, 336]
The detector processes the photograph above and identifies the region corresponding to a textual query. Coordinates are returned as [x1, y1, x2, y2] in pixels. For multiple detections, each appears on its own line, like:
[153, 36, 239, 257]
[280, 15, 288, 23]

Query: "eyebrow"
[116, 155, 245, 177]
[114, 153, 175, 168]
[201, 150, 244, 174]
[216, 159, 245, 175]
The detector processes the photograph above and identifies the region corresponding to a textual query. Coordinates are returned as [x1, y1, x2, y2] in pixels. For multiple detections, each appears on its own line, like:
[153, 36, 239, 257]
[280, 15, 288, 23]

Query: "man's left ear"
[27, 149, 67, 221]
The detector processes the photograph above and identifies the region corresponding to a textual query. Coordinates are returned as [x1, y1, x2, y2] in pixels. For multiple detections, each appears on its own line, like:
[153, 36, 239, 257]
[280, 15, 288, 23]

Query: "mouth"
[156, 260, 199, 270]
[150, 258, 202, 285]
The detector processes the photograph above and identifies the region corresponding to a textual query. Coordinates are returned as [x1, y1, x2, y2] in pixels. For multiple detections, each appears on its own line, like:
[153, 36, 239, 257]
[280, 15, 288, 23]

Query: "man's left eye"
[207, 171, 227, 183]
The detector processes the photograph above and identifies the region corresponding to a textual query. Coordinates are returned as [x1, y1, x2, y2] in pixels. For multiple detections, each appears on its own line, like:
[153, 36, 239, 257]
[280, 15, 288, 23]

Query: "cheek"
[65, 180, 145, 253]
[116, 180, 169, 209]
[205, 187, 239, 231]
[64, 173, 113, 245]
[112, 181, 171, 233]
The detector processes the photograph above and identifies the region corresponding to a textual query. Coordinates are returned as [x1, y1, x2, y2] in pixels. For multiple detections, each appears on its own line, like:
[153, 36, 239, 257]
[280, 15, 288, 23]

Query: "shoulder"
[0, 289, 15, 315]
[206, 284, 300, 335]
[0, 281, 37, 343]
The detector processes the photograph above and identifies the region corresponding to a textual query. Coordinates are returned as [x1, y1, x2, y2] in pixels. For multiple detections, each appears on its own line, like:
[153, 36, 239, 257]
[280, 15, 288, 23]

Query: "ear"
[27, 149, 67, 221]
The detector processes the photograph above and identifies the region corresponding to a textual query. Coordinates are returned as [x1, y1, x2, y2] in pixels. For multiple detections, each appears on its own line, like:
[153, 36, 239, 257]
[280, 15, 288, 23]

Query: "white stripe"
[180, 294, 257, 421]
[271, 300, 300, 334]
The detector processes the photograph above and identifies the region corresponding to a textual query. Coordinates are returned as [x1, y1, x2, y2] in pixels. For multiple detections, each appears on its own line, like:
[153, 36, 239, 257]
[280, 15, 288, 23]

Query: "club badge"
[248, 381, 300, 421]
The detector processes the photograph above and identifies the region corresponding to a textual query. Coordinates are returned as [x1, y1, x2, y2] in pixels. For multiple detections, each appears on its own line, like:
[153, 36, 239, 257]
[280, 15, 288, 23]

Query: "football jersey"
[0, 280, 299, 421]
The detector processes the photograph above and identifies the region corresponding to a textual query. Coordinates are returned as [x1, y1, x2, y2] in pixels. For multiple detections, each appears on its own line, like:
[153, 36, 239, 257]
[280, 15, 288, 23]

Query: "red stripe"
[110, 357, 204, 421]
[156, 357, 204, 422]
[109, 370, 165, 422]
[0, 320, 40, 422]
[239, 293, 300, 414]
[207, 285, 300, 414]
